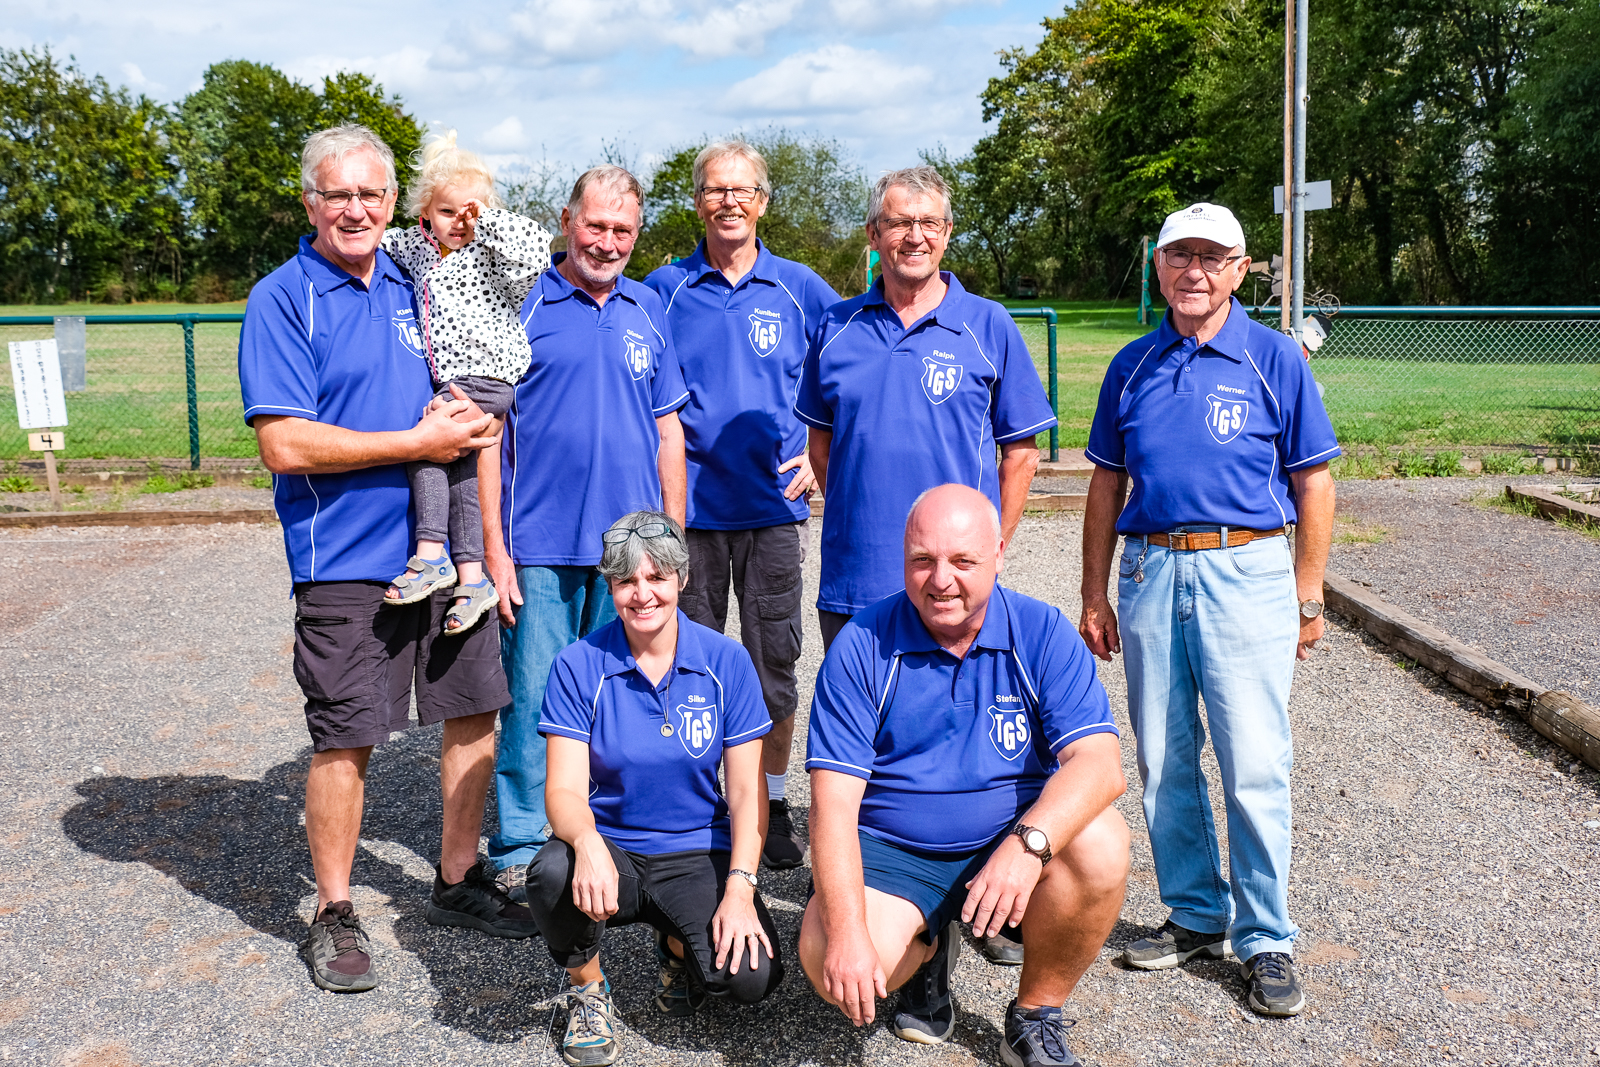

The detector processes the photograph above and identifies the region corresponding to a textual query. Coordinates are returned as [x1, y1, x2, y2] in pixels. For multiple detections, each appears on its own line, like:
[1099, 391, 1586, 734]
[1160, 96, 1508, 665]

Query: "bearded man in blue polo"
[1079, 202, 1339, 1018]
[800, 484, 1130, 1067]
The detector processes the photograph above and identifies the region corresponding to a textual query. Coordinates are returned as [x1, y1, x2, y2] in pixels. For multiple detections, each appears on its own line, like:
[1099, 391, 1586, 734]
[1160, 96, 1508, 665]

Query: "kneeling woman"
[529, 511, 784, 1066]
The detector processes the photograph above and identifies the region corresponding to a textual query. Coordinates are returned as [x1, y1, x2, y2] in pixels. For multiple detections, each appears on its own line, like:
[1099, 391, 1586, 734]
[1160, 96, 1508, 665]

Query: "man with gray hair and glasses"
[481, 164, 690, 902]
[793, 168, 1056, 964]
[645, 139, 841, 872]
[241, 124, 533, 995]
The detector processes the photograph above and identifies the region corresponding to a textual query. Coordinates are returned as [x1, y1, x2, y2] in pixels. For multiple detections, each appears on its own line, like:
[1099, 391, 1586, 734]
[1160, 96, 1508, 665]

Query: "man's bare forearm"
[808, 428, 832, 497]
[1016, 733, 1126, 853]
[998, 440, 1040, 545]
[1289, 463, 1335, 599]
[1081, 467, 1129, 601]
[809, 770, 868, 937]
[255, 417, 425, 475]
[479, 441, 506, 560]
[656, 412, 688, 527]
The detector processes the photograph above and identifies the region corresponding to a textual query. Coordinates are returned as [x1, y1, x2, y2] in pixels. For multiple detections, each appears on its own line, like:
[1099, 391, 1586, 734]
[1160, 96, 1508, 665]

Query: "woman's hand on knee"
[571, 834, 620, 922]
[712, 883, 772, 975]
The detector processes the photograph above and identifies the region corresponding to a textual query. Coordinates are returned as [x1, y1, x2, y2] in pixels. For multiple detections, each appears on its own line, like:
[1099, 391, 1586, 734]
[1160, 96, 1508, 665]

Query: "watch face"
[1024, 829, 1048, 852]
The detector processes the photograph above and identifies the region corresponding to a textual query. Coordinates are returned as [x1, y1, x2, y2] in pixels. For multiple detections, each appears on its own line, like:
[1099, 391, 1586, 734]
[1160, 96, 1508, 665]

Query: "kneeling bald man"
[800, 484, 1129, 1067]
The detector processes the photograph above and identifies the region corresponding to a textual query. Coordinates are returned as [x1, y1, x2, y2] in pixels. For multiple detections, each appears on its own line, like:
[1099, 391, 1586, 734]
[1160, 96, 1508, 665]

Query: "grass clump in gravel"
[1480, 450, 1529, 475]
[1332, 452, 1384, 479]
[1333, 513, 1390, 544]
[1480, 486, 1600, 540]
[0, 474, 35, 493]
[141, 472, 215, 494]
[246, 474, 272, 489]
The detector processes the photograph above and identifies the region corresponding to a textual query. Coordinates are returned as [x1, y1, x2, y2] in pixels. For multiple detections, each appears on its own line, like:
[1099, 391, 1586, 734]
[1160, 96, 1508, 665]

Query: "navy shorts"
[858, 829, 1023, 945]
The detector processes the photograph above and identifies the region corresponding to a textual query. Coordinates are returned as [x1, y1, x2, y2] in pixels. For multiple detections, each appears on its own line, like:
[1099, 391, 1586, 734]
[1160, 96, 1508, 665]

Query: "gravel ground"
[2, 505, 1597, 1066]
[0, 484, 273, 514]
[1329, 474, 1600, 708]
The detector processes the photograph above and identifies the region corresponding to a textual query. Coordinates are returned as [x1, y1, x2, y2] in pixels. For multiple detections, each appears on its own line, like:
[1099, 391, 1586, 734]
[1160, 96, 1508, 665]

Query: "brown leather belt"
[1141, 527, 1286, 551]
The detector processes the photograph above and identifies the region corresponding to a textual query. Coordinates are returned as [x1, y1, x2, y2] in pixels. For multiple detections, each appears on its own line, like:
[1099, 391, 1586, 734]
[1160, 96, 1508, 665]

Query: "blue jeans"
[489, 565, 617, 868]
[1117, 531, 1299, 961]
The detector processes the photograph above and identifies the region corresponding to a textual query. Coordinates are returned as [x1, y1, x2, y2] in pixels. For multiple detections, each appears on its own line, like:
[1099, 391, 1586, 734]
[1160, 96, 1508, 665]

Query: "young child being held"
[381, 132, 552, 633]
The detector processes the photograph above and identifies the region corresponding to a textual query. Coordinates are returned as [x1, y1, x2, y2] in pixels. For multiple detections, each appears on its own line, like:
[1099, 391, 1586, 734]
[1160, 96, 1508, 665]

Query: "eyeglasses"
[601, 522, 681, 546]
[697, 186, 764, 204]
[311, 187, 391, 209]
[875, 217, 951, 239]
[1160, 248, 1246, 273]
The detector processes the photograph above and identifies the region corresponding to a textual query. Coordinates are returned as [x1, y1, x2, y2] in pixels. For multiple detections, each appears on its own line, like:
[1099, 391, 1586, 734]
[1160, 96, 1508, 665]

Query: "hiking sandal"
[443, 579, 499, 634]
[385, 555, 457, 605]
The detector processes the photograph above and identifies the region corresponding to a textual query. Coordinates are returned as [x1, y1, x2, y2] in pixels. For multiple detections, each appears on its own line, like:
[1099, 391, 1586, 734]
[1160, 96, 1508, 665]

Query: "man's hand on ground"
[963, 834, 1041, 938]
[822, 930, 887, 1028]
[1078, 594, 1121, 661]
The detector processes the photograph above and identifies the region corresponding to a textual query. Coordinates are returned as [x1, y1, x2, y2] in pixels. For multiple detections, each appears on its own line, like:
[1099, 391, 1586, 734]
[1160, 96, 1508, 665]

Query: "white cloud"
[726, 44, 934, 114]
[499, 0, 803, 64]
[825, 0, 1000, 32]
[481, 115, 530, 151]
[119, 62, 147, 87]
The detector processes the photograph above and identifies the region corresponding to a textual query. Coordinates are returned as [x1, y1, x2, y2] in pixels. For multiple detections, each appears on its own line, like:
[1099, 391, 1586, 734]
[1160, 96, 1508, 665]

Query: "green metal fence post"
[182, 317, 199, 470]
[1045, 308, 1059, 462]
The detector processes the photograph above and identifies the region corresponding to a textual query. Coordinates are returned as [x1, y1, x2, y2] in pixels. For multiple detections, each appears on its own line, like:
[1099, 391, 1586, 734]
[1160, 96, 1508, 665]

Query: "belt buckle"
[1169, 531, 1190, 551]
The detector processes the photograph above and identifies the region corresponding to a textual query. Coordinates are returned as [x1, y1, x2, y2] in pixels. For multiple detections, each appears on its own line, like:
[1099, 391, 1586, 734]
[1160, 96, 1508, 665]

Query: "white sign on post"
[1274, 180, 1333, 214]
[9, 339, 69, 429]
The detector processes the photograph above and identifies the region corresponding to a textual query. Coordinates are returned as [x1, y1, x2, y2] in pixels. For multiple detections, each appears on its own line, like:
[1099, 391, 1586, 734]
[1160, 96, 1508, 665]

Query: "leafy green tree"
[0, 47, 182, 302]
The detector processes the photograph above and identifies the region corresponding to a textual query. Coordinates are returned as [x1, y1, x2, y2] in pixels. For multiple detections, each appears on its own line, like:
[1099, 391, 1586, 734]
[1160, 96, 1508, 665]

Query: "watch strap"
[1011, 821, 1053, 866]
[728, 868, 759, 889]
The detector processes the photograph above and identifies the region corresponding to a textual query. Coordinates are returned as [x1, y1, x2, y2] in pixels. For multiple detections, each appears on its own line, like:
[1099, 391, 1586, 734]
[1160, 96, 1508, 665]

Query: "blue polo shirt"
[501, 256, 690, 567]
[1086, 298, 1341, 534]
[539, 612, 772, 854]
[238, 236, 433, 584]
[805, 585, 1115, 855]
[794, 274, 1057, 615]
[645, 241, 841, 530]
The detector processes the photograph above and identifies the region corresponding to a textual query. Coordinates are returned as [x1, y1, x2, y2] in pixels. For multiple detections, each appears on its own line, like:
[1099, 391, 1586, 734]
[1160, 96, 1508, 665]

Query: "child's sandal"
[442, 579, 499, 635]
[385, 555, 457, 605]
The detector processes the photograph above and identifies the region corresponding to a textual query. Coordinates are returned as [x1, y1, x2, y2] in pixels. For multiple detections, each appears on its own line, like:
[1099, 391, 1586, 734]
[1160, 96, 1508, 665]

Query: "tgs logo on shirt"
[747, 310, 782, 357]
[624, 332, 651, 381]
[673, 702, 719, 759]
[393, 315, 424, 358]
[988, 706, 1031, 762]
[1205, 394, 1249, 444]
[920, 352, 963, 405]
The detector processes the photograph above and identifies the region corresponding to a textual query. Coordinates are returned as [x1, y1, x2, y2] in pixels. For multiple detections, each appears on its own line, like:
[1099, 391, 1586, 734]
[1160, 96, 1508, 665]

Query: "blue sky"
[2, 0, 1065, 179]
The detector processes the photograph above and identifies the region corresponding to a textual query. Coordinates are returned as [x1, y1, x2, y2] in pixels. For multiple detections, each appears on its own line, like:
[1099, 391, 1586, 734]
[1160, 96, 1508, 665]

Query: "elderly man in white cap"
[1078, 203, 1338, 1017]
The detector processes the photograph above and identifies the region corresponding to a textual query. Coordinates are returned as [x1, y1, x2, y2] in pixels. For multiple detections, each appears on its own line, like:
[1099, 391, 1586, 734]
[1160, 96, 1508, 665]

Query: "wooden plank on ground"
[1323, 571, 1600, 770]
[1504, 484, 1600, 526]
[1024, 493, 1088, 512]
[0, 508, 277, 530]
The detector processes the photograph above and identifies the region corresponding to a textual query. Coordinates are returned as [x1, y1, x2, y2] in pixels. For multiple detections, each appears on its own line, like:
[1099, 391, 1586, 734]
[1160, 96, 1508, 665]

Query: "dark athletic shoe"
[761, 799, 805, 869]
[1001, 1000, 1081, 1067]
[892, 919, 959, 1044]
[303, 900, 378, 993]
[977, 930, 1025, 966]
[1121, 919, 1232, 970]
[425, 860, 540, 938]
[537, 979, 618, 1067]
[494, 861, 528, 905]
[1242, 952, 1306, 1016]
[653, 929, 708, 1016]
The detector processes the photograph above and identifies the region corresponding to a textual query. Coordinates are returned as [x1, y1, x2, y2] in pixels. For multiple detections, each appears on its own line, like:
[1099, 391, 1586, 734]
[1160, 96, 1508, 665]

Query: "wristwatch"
[1299, 599, 1324, 619]
[1011, 822, 1053, 866]
[728, 868, 759, 889]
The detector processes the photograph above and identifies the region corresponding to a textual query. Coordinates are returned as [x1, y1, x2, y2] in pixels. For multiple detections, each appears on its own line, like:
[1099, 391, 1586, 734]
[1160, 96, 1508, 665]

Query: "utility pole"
[1281, 0, 1295, 335]
[1291, 0, 1309, 344]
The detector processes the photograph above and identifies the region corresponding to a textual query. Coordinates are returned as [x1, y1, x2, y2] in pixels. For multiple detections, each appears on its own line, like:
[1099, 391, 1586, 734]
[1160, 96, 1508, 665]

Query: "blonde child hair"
[403, 130, 505, 217]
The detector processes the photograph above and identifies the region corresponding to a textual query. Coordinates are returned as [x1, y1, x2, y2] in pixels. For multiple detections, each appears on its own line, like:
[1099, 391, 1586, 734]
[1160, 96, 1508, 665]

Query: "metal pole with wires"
[1290, 0, 1309, 344]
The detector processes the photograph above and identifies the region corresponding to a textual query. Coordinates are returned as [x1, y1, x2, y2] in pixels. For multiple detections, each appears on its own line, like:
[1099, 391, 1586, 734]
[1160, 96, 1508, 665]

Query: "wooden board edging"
[1323, 572, 1600, 770]
[807, 493, 1089, 517]
[1505, 484, 1600, 527]
[0, 508, 278, 530]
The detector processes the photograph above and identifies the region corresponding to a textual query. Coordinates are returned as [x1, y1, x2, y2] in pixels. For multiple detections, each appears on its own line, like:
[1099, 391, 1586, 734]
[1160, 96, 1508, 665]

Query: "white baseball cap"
[1156, 202, 1246, 251]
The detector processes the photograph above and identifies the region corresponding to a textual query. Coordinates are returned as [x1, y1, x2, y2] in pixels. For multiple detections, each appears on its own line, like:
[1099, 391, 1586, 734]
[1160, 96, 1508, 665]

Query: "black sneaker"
[1242, 952, 1306, 1016]
[1121, 919, 1232, 970]
[653, 929, 708, 1016]
[425, 860, 540, 938]
[494, 862, 529, 905]
[1001, 1000, 1081, 1067]
[761, 799, 805, 869]
[977, 930, 1024, 966]
[303, 900, 378, 993]
[891, 919, 959, 1043]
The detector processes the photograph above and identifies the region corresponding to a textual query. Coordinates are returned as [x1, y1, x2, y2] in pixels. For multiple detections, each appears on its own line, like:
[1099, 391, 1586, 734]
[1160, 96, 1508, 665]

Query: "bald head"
[903, 484, 1006, 651]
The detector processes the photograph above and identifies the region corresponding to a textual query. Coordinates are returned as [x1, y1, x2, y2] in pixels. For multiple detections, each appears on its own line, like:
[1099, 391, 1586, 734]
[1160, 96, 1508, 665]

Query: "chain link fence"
[1267, 308, 1600, 449]
[0, 315, 253, 467]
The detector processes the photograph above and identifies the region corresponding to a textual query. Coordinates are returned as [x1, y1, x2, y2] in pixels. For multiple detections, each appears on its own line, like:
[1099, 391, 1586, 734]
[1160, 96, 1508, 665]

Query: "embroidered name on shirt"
[1216, 384, 1247, 395]
[686, 695, 706, 704]
[995, 695, 1022, 703]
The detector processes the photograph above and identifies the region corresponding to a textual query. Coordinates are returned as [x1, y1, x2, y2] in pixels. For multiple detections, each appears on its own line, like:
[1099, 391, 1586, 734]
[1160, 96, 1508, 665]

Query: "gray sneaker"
[537, 979, 619, 1066]
[891, 919, 959, 1043]
[302, 900, 378, 993]
[1122, 919, 1232, 970]
[494, 862, 528, 905]
[1242, 952, 1305, 1016]
[977, 930, 1024, 966]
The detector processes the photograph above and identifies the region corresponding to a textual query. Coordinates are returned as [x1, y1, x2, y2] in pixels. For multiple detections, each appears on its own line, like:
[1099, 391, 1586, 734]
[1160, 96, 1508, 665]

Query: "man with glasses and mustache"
[645, 140, 841, 873]
[240, 125, 526, 995]
[480, 165, 690, 904]
[1079, 203, 1338, 1018]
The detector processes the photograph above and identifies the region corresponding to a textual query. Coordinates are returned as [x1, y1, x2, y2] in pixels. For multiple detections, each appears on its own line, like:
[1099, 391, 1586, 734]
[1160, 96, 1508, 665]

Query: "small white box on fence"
[9, 339, 69, 429]
[28, 431, 65, 452]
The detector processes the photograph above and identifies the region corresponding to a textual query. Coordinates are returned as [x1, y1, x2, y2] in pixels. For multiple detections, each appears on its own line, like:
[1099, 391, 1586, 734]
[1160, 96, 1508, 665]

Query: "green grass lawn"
[1008, 301, 1156, 450]
[0, 301, 248, 318]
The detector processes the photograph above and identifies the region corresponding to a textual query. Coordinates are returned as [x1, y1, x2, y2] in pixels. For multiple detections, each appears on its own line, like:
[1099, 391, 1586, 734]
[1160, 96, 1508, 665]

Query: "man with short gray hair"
[481, 164, 690, 894]
[645, 139, 841, 871]
[241, 124, 533, 995]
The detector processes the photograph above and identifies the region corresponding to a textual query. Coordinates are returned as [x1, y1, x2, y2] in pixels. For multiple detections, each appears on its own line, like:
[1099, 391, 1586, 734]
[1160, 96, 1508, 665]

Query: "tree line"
[5, 0, 1599, 307]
